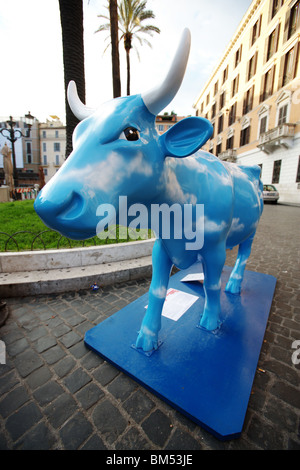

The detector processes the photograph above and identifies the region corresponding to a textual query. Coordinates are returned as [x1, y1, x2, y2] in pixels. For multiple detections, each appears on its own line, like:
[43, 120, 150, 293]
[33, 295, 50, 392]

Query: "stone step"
[0, 256, 152, 297]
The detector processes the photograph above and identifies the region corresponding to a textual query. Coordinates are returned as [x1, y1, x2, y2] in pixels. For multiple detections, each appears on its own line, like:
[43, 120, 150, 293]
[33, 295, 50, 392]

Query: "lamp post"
[0, 112, 34, 190]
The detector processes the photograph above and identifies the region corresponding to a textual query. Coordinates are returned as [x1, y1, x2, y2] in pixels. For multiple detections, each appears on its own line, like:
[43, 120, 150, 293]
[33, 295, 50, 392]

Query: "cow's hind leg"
[136, 239, 173, 352]
[225, 231, 256, 295]
[199, 242, 226, 331]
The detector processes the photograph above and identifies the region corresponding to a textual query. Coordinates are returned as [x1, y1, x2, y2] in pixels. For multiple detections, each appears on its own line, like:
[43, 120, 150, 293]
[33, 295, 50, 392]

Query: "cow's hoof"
[135, 329, 159, 352]
[225, 279, 241, 295]
[199, 313, 219, 331]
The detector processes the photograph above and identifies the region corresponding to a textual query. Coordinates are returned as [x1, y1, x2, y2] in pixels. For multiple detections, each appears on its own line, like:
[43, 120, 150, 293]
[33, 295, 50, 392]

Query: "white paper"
[145, 288, 199, 322]
[181, 272, 204, 283]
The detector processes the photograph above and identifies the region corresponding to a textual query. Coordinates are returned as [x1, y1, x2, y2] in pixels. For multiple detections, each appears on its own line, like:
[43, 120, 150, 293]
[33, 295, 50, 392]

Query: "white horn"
[141, 28, 191, 116]
[67, 81, 95, 121]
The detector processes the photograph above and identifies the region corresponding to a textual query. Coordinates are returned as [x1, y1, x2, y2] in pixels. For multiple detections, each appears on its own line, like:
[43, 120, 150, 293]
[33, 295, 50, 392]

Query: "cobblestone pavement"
[0, 204, 299, 451]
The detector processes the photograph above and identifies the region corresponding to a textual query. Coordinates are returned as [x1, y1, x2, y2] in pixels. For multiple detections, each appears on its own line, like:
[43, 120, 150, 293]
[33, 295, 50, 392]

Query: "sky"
[0, 0, 253, 124]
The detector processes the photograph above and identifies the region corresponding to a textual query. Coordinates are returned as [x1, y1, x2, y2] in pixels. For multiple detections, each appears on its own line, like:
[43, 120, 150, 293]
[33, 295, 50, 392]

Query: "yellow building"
[39, 117, 66, 183]
[193, 0, 300, 204]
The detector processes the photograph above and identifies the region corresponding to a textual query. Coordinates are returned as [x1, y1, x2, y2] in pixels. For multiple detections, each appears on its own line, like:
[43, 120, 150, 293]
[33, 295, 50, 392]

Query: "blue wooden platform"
[84, 263, 276, 440]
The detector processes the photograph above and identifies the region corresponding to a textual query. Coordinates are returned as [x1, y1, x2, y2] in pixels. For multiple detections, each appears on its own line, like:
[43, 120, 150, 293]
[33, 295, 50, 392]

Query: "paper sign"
[145, 288, 199, 322]
[181, 272, 204, 283]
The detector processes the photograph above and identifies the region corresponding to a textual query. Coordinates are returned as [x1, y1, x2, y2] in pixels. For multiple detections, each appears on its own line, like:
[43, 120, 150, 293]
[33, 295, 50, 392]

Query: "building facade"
[39, 117, 66, 183]
[155, 113, 186, 134]
[193, 0, 300, 204]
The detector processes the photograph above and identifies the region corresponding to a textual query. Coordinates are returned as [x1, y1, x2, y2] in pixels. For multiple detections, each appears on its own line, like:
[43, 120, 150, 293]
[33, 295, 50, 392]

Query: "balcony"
[218, 149, 237, 162]
[257, 123, 296, 154]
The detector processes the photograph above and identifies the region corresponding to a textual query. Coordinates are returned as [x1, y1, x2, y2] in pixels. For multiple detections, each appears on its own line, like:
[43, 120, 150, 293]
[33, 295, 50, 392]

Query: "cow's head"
[34, 29, 212, 240]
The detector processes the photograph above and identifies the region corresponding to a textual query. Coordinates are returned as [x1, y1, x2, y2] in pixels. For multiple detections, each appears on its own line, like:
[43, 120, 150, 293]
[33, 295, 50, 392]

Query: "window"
[43, 155, 47, 165]
[55, 155, 60, 166]
[217, 114, 224, 134]
[266, 24, 280, 62]
[44, 169, 48, 176]
[272, 159, 281, 184]
[247, 51, 258, 80]
[240, 125, 251, 147]
[211, 102, 216, 119]
[278, 104, 288, 125]
[280, 44, 299, 87]
[287, 0, 300, 40]
[251, 16, 262, 46]
[42, 142, 46, 152]
[42, 130, 46, 138]
[214, 81, 219, 96]
[26, 142, 32, 164]
[54, 142, 60, 152]
[55, 130, 59, 138]
[235, 45, 242, 67]
[216, 142, 222, 156]
[219, 91, 226, 110]
[228, 102, 237, 126]
[260, 65, 276, 102]
[158, 125, 164, 132]
[243, 85, 255, 114]
[259, 115, 268, 135]
[296, 156, 300, 182]
[226, 135, 234, 150]
[271, 0, 280, 20]
[232, 75, 239, 97]
[222, 66, 228, 84]
[206, 93, 210, 105]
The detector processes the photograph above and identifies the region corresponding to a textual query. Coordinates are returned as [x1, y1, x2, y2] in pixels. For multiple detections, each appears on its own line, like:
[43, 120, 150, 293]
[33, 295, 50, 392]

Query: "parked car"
[263, 184, 279, 204]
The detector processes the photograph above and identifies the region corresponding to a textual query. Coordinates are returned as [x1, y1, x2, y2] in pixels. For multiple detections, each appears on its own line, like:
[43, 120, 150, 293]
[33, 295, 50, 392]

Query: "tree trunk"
[109, 0, 121, 98]
[126, 48, 131, 95]
[58, 0, 86, 158]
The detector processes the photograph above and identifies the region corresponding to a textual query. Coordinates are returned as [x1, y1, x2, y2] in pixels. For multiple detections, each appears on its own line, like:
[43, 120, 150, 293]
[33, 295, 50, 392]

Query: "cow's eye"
[123, 127, 140, 141]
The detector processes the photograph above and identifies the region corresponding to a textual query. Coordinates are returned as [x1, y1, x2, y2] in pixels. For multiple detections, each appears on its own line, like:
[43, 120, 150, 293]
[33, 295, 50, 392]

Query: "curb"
[0, 239, 154, 297]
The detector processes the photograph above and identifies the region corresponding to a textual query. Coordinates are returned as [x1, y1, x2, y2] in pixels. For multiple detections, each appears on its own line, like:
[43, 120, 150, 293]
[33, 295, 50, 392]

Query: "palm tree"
[96, 0, 160, 96]
[58, 0, 86, 158]
[109, 0, 121, 97]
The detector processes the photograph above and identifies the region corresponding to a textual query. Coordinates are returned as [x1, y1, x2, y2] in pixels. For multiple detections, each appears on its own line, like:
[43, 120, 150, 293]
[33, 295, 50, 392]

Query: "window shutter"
[275, 22, 281, 52]
[263, 36, 269, 63]
[254, 50, 258, 75]
[250, 85, 255, 109]
[277, 54, 285, 90]
[269, 65, 276, 96]
[260, 74, 265, 102]
[292, 41, 300, 78]
[258, 14, 262, 37]
[283, 10, 290, 43]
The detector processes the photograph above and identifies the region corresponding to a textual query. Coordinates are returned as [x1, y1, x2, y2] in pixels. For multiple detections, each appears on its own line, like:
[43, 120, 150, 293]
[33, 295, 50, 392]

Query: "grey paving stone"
[92, 399, 127, 444]
[141, 409, 172, 447]
[6, 402, 42, 441]
[33, 381, 64, 407]
[44, 393, 77, 428]
[63, 367, 91, 393]
[59, 412, 93, 450]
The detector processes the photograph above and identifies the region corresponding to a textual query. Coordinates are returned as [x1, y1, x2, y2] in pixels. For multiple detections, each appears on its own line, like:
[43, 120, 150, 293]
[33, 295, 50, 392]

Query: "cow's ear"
[159, 117, 213, 158]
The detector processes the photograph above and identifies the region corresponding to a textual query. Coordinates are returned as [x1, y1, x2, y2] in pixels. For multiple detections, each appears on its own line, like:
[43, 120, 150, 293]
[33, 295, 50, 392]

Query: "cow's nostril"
[57, 191, 85, 221]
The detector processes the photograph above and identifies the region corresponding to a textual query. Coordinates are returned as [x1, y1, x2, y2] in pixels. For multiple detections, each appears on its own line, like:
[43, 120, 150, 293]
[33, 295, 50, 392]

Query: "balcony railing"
[258, 123, 296, 154]
[218, 149, 237, 162]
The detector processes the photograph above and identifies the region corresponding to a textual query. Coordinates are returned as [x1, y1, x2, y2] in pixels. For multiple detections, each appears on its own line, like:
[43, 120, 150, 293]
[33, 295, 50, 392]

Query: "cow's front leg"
[136, 239, 173, 352]
[199, 242, 226, 331]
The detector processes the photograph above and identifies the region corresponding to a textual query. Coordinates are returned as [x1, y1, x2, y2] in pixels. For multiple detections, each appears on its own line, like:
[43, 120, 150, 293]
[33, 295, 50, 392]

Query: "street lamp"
[0, 111, 34, 190]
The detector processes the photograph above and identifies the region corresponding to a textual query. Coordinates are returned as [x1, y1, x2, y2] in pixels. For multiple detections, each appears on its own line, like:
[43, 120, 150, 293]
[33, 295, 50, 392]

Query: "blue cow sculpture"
[34, 29, 263, 352]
